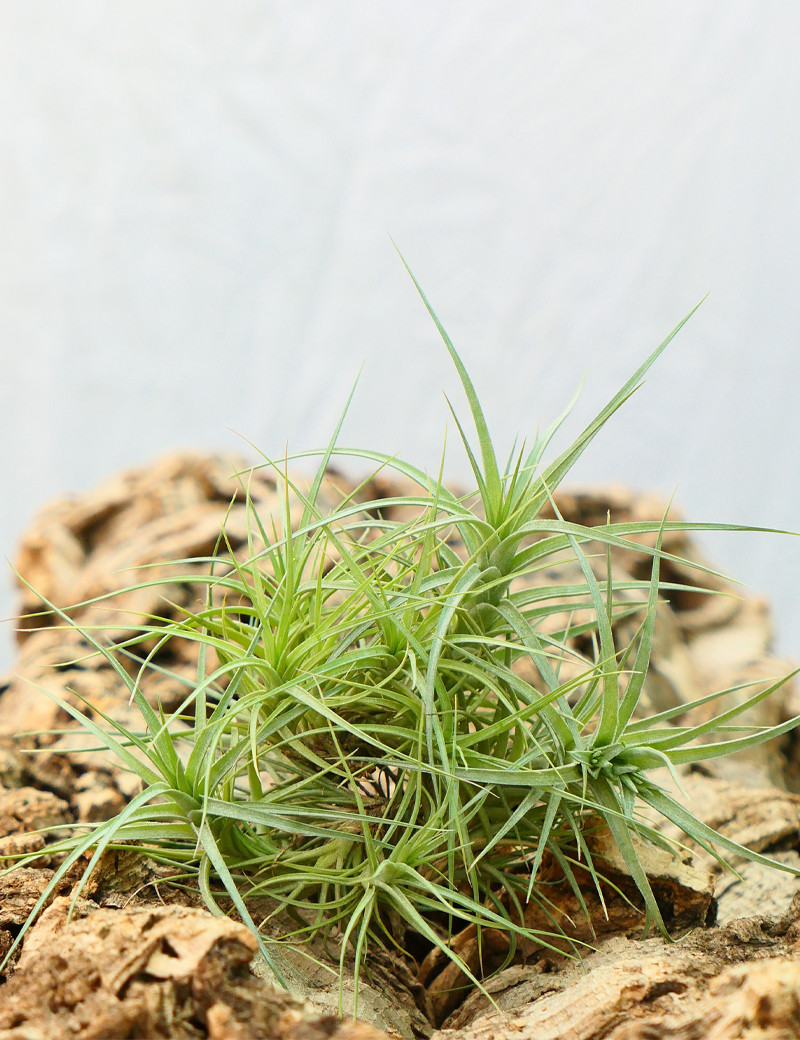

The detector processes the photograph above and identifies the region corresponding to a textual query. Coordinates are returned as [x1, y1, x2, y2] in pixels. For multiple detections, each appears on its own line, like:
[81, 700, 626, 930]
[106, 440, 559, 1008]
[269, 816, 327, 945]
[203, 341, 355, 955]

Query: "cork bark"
[2, 453, 800, 1040]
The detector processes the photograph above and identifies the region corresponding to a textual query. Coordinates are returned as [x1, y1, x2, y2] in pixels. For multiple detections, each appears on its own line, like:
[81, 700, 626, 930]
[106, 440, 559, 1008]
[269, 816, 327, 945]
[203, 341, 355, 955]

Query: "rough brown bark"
[0, 897, 389, 1040]
[2, 453, 800, 1040]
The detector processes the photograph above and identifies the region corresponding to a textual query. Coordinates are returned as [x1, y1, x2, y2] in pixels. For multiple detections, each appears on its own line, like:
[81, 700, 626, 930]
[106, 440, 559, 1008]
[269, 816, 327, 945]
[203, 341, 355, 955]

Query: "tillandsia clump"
[4, 266, 800, 1012]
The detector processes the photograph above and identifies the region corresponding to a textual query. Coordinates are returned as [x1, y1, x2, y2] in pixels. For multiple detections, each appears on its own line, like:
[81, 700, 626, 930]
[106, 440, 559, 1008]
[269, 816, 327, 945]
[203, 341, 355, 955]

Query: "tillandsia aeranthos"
[3, 258, 800, 1017]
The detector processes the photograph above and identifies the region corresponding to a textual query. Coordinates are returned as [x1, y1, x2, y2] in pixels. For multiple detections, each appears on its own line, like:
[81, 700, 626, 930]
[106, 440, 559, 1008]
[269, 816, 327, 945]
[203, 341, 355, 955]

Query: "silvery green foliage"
[4, 269, 798, 1014]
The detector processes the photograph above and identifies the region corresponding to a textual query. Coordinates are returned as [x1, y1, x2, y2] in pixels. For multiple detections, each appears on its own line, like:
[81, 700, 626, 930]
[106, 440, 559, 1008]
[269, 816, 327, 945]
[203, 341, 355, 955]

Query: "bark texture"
[2, 452, 800, 1039]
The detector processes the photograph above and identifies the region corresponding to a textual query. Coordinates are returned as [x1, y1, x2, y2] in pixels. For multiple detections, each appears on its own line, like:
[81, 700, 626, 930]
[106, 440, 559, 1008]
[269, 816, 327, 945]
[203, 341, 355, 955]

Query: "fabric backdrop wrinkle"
[1, 1, 798, 668]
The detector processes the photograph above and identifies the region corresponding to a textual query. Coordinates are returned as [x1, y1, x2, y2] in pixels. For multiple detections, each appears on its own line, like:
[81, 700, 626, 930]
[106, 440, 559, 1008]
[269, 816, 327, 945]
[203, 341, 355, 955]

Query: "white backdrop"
[2, 2, 799, 670]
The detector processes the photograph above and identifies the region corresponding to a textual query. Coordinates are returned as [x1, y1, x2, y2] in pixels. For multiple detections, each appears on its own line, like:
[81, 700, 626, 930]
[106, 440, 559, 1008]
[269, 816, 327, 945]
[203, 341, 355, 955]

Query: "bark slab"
[3, 453, 800, 1039]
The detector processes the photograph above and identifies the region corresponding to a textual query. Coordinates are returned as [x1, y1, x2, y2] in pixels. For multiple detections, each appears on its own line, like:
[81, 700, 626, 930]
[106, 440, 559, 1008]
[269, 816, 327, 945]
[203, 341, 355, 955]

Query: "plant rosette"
[4, 262, 799, 1017]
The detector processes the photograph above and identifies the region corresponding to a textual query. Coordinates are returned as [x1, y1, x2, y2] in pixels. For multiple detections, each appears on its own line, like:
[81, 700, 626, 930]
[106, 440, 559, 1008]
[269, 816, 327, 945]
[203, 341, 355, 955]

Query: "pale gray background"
[2, 2, 799, 670]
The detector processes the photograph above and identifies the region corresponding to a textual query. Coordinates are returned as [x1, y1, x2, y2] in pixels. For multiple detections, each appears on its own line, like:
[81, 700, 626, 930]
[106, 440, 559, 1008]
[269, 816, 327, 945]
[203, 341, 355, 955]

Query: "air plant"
[4, 266, 798, 1016]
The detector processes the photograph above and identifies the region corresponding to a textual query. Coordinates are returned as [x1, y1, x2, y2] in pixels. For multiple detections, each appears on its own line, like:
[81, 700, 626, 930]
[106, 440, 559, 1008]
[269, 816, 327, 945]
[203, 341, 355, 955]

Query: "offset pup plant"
[4, 266, 800, 1012]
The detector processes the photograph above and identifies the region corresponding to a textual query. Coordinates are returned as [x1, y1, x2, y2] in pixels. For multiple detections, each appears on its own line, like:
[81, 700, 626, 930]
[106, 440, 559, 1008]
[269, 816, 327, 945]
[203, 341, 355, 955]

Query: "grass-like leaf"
[5, 267, 797, 1022]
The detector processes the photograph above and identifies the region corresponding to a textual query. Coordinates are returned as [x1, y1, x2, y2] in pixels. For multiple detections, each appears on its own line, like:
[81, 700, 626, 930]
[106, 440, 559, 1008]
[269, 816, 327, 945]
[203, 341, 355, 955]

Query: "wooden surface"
[2, 452, 800, 1039]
